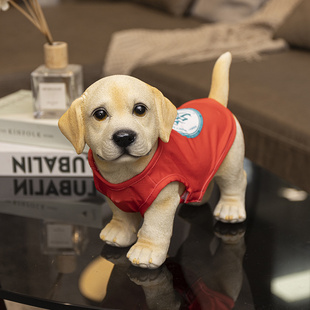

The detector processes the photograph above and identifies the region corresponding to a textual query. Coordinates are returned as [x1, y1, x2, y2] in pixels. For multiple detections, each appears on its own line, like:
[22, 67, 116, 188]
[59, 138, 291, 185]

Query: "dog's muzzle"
[113, 130, 137, 148]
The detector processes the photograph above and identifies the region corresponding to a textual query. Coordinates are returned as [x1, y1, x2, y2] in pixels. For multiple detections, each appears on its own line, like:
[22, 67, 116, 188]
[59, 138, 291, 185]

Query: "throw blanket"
[103, 0, 301, 76]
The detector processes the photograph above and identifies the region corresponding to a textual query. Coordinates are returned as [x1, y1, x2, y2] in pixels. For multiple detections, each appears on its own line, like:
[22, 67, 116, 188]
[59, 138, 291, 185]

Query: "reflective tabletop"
[0, 163, 309, 310]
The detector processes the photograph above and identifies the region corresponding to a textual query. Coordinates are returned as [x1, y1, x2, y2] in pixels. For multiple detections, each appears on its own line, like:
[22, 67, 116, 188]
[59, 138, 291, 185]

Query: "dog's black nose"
[113, 130, 137, 148]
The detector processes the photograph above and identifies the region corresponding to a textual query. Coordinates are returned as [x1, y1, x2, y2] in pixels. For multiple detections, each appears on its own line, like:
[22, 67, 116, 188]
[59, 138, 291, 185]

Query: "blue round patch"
[172, 108, 203, 138]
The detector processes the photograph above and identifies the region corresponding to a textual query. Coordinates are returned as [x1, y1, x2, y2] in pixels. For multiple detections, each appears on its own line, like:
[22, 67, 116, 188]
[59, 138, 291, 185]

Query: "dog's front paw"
[213, 199, 246, 223]
[126, 241, 169, 269]
[100, 220, 137, 247]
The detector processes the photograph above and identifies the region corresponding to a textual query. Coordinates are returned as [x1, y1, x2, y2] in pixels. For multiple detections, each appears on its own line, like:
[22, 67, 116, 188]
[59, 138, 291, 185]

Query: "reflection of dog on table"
[127, 206, 246, 310]
[59, 52, 247, 269]
[79, 204, 246, 310]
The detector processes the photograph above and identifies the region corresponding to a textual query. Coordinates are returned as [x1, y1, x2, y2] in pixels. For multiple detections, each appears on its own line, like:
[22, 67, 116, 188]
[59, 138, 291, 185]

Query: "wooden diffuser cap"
[44, 41, 68, 69]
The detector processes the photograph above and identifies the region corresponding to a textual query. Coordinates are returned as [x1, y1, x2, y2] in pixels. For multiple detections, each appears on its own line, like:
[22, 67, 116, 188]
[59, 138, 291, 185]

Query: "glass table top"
[0, 164, 309, 310]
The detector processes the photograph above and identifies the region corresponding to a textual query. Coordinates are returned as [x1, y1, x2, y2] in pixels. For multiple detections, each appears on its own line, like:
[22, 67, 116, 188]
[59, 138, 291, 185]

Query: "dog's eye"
[133, 104, 147, 117]
[93, 109, 108, 121]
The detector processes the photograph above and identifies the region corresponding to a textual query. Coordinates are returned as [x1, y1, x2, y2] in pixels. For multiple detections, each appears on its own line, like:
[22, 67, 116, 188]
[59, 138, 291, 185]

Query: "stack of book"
[0, 90, 109, 234]
[0, 89, 92, 180]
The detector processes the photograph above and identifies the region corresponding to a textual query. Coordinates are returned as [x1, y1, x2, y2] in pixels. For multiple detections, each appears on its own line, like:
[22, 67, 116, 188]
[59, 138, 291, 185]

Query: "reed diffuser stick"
[8, 0, 53, 44]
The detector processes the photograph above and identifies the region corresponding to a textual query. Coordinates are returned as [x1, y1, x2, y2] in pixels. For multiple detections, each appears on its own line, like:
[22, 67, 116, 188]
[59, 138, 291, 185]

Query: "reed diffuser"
[1, 0, 83, 119]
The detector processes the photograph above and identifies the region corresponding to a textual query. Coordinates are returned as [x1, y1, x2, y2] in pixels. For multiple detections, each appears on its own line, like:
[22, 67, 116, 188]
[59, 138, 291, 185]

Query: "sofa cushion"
[131, 0, 193, 16]
[275, 0, 310, 50]
[190, 0, 267, 23]
[132, 49, 310, 191]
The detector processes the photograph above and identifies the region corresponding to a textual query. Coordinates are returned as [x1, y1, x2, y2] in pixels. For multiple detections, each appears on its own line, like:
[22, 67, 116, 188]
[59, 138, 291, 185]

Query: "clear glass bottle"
[31, 42, 83, 119]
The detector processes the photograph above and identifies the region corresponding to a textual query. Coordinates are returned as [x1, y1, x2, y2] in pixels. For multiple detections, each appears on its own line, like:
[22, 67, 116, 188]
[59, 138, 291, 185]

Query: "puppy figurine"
[58, 52, 247, 269]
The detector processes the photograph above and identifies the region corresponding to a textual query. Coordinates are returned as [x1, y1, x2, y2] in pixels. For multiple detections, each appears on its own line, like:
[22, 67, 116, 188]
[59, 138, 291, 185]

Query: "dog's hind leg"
[213, 120, 247, 223]
[100, 199, 142, 247]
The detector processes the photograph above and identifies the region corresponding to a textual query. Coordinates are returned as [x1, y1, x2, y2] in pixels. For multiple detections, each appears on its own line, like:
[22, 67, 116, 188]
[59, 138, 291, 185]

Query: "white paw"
[100, 220, 137, 247]
[126, 241, 168, 269]
[213, 199, 246, 223]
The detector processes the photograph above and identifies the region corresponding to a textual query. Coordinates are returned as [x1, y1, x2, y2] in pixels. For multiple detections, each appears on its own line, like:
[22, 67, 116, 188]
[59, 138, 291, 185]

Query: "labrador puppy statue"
[58, 52, 247, 269]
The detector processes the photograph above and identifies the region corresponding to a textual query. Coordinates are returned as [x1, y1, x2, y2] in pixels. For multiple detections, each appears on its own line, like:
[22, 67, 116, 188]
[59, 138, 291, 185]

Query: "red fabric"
[166, 260, 235, 310]
[189, 279, 235, 310]
[88, 98, 236, 216]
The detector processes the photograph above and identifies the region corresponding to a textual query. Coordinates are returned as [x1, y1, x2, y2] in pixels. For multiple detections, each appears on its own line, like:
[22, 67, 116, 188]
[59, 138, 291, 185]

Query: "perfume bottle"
[31, 42, 83, 119]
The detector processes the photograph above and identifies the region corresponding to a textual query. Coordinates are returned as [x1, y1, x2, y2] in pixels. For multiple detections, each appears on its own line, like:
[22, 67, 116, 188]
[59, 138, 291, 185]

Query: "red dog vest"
[88, 98, 236, 216]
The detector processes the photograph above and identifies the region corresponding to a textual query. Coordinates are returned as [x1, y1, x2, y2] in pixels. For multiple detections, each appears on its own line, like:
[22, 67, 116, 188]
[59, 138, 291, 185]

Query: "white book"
[0, 142, 92, 176]
[0, 90, 79, 150]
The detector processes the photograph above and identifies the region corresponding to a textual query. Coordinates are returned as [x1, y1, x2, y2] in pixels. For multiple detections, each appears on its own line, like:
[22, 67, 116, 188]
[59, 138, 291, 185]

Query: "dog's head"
[58, 75, 177, 163]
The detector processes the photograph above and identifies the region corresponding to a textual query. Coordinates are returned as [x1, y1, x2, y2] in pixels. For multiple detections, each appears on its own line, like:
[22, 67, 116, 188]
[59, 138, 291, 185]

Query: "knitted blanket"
[103, 0, 301, 76]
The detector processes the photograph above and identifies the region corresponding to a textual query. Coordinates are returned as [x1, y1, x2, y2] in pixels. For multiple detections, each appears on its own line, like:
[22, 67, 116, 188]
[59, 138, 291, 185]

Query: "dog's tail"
[208, 52, 232, 108]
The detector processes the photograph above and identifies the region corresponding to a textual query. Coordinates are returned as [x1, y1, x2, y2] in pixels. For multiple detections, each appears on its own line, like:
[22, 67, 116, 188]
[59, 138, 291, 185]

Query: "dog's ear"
[153, 88, 177, 143]
[58, 96, 85, 154]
